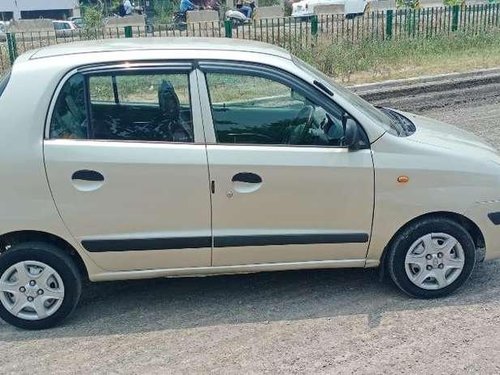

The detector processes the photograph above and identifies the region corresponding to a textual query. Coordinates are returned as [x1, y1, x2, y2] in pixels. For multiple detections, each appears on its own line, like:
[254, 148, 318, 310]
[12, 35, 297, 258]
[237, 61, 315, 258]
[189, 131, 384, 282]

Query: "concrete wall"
[314, 4, 345, 15]
[369, 0, 397, 11]
[254, 6, 285, 19]
[186, 10, 219, 23]
[105, 15, 146, 28]
[0, 0, 79, 20]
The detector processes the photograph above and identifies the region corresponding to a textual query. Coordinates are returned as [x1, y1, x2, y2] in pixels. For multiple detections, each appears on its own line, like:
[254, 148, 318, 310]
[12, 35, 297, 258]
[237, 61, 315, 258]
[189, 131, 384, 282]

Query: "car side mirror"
[343, 116, 360, 150]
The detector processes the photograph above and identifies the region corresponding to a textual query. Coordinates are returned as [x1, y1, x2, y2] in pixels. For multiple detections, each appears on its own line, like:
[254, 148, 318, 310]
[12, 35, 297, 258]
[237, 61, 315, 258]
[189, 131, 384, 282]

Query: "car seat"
[156, 80, 193, 142]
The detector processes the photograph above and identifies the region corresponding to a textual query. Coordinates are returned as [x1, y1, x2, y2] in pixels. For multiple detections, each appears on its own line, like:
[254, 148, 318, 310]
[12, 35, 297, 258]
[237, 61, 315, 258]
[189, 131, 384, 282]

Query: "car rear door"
[44, 63, 212, 272]
[197, 62, 374, 267]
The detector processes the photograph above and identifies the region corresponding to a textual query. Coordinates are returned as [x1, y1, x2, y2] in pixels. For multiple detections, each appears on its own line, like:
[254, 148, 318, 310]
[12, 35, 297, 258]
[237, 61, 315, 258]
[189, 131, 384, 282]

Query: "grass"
[0, 43, 9, 73]
[295, 30, 500, 84]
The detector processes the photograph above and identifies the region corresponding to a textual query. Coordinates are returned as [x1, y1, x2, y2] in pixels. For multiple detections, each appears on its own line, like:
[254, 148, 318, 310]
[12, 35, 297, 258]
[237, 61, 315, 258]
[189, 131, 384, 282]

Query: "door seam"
[194, 68, 215, 266]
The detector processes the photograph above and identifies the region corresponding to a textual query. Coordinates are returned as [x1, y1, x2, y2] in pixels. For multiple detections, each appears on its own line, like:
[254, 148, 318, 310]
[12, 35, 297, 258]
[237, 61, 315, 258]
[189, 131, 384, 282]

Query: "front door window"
[205, 72, 349, 147]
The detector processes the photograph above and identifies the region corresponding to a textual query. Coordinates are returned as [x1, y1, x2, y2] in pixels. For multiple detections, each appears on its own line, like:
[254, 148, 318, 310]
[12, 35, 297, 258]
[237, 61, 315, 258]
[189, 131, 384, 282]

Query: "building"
[0, 0, 80, 21]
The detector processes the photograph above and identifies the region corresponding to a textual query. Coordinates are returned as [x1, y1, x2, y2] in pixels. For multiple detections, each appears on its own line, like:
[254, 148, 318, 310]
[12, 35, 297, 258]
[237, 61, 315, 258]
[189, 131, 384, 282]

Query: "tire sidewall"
[389, 219, 476, 298]
[0, 244, 81, 330]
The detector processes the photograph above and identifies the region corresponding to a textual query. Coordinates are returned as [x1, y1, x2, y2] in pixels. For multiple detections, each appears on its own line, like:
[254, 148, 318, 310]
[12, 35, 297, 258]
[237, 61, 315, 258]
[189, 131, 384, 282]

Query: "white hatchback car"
[53, 20, 78, 37]
[0, 38, 499, 330]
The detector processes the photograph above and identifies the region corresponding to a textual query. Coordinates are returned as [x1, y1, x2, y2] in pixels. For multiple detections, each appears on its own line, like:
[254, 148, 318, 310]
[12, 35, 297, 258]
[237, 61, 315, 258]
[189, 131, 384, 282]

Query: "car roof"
[28, 37, 292, 60]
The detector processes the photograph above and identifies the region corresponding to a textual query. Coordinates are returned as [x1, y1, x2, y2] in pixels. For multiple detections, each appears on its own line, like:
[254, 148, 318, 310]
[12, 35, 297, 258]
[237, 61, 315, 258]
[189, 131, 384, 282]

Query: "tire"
[387, 218, 476, 299]
[0, 242, 82, 330]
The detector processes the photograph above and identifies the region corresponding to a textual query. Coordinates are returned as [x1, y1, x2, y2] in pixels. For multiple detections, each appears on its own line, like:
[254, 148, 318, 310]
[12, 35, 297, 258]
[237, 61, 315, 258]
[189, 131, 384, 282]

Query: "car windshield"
[293, 56, 402, 136]
[0, 70, 11, 98]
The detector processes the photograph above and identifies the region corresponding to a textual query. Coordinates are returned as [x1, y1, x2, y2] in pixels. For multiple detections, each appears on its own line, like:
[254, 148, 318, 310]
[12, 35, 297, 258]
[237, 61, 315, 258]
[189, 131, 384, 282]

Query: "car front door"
[198, 62, 374, 267]
[44, 63, 212, 271]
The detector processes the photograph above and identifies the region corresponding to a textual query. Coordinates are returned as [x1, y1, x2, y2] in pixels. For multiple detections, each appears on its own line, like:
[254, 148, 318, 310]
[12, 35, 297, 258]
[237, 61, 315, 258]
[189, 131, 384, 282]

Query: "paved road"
[1, 97, 500, 374]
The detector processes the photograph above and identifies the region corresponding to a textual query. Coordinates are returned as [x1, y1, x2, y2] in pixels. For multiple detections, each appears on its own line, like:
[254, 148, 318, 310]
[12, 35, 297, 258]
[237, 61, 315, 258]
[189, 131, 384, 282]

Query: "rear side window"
[50, 71, 193, 143]
[0, 70, 11, 98]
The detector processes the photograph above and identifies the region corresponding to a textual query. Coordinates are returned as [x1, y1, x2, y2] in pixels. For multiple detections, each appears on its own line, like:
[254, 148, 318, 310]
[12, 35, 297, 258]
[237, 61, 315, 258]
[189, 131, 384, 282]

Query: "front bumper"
[465, 201, 500, 261]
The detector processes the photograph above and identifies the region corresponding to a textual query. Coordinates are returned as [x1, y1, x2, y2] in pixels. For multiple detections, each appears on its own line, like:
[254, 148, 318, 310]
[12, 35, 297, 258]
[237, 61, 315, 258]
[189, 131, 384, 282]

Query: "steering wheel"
[286, 105, 315, 145]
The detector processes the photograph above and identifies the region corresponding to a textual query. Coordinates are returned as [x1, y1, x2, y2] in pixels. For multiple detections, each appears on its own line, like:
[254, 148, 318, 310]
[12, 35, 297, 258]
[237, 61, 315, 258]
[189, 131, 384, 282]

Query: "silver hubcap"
[405, 233, 465, 290]
[0, 261, 65, 321]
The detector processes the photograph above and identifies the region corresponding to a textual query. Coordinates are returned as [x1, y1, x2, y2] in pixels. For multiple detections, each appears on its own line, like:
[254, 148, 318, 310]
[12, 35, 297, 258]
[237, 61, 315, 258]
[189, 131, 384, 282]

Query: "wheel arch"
[0, 230, 89, 280]
[378, 211, 485, 278]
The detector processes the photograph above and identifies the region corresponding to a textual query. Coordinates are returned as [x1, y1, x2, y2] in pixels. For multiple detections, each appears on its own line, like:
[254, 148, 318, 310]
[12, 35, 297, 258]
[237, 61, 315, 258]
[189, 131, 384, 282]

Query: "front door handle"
[72, 170, 104, 182]
[232, 172, 262, 184]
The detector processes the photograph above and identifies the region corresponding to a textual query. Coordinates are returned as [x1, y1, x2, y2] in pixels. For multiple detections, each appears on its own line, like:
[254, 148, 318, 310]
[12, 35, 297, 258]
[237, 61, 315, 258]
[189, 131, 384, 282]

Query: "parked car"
[68, 17, 84, 29]
[292, 0, 369, 18]
[52, 20, 78, 36]
[0, 38, 499, 330]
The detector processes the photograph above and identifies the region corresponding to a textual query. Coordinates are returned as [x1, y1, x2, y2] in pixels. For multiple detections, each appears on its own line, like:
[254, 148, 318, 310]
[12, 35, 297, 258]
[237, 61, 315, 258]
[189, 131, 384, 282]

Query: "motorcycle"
[225, 1, 256, 28]
[172, 11, 188, 31]
[171, 1, 221, 31]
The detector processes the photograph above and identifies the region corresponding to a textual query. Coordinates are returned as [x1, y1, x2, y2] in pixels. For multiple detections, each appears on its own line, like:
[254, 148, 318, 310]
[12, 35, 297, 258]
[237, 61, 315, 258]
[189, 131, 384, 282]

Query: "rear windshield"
[0, 70, 11, 98]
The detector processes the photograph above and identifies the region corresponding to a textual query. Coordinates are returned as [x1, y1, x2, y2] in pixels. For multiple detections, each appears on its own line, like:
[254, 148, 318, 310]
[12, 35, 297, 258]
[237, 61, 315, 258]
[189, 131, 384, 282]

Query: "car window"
[205, 72, 348, 146]
[50, 73, 88, 139]
[88, 72, 193, 142]
[292, 56, 401, 136]
[50, 72, 194, 143]
[0, 70, 11, 98]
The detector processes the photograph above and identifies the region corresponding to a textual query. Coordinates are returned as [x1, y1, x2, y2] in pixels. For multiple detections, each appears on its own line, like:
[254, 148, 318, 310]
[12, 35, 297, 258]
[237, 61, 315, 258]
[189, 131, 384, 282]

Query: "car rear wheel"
[387, 218, 476, 298]
[0, 242, 81, 330]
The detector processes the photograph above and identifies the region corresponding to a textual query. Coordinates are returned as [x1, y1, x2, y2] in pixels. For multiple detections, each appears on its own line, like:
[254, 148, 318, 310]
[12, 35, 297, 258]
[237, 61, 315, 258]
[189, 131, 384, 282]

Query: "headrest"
[158, 80, 180, 120]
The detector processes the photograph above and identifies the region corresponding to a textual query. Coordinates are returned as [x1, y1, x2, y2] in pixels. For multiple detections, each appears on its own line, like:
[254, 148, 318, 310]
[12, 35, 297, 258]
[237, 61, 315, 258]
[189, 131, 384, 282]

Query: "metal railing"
[1, 4, 499, 73]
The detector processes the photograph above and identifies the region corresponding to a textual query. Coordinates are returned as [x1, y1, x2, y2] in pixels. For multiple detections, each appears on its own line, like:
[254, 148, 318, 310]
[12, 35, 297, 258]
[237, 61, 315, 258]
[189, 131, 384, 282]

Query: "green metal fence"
[1, 4, 499, 73]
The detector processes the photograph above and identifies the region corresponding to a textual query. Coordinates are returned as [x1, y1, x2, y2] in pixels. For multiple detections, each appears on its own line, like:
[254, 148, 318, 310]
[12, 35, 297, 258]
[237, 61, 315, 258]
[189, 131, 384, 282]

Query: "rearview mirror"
[343, 116, 359, 150]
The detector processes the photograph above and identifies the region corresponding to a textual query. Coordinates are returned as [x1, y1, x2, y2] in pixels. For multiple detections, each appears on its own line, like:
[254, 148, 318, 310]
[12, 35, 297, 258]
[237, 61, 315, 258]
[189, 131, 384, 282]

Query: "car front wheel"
[387, 218, 476, 298]
[0, 242, 82, 330]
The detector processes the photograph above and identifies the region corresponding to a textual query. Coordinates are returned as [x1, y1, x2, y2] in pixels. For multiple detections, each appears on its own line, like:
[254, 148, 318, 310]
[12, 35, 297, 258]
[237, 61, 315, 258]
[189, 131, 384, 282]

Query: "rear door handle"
[232, 172, 262, 184]
[72, 170, 104, 182]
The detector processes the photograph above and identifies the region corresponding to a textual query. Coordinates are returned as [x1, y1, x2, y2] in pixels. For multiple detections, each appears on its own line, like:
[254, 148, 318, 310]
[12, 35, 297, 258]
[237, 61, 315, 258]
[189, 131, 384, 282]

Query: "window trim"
[198, 61, 370, 149]
[45, 61, 205, 144]
[0, 70, 11, 98]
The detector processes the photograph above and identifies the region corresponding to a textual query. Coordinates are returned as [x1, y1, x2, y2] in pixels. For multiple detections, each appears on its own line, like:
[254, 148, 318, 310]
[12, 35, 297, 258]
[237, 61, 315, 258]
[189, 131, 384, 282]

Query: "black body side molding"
[82, 233, 369, 252]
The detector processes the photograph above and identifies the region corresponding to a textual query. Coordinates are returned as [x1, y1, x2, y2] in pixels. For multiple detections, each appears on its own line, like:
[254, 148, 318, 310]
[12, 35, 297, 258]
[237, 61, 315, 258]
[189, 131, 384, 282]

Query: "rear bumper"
[465, 201, 500, 261]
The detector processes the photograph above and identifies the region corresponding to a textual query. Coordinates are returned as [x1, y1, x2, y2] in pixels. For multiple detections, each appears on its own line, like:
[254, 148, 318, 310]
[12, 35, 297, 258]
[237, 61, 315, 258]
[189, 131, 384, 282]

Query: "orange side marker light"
[397, 176, 410, 184]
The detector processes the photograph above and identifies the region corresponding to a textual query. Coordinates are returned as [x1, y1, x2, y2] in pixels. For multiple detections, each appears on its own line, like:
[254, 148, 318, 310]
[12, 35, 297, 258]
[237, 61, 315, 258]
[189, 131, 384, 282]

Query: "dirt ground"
[0, 86, 500, 374]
